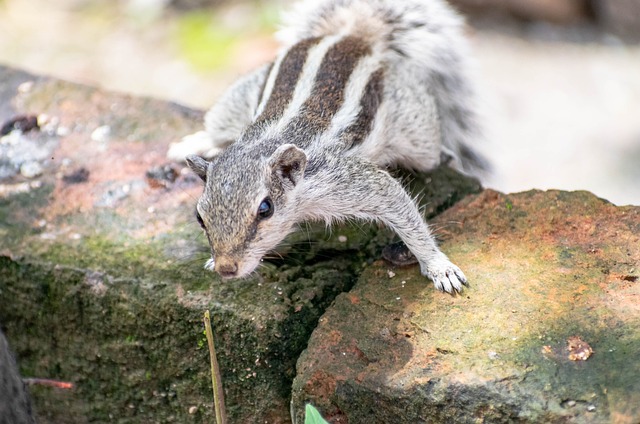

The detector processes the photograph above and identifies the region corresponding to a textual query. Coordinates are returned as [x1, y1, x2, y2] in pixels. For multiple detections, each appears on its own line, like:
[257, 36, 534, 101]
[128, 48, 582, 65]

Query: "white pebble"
[20, 161, 43, 178]
[57, 126, 70, 137]
[91, 125, 111, 143]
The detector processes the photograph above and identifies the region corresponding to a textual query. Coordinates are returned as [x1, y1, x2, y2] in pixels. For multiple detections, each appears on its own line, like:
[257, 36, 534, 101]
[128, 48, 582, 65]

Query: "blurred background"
[0, 0, 639, 204]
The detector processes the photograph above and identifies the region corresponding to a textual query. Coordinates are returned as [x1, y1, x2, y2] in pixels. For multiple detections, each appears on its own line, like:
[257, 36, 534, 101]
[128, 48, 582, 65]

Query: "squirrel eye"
[195, 209, 205, 229]
[257, 197, 274, 220]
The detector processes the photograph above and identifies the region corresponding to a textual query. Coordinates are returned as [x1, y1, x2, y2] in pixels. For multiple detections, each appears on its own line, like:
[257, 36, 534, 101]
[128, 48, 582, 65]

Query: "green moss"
[0, 225, 363, 422]
[0, 256, 274, 422]
[0, 183, 53, 241]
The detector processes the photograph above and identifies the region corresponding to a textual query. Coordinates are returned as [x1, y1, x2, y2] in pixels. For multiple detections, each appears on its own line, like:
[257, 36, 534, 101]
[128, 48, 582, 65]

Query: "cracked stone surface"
[291, 189, 640, 423]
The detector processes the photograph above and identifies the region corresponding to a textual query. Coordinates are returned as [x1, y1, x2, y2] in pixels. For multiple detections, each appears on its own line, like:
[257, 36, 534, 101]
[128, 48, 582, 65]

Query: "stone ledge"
[291, 189, 640, 423]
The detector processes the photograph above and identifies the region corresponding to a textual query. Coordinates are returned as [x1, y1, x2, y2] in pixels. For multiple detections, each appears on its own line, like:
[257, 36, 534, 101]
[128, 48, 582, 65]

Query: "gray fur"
[277, 0, 488, 174]
[179, 0, 485, 293]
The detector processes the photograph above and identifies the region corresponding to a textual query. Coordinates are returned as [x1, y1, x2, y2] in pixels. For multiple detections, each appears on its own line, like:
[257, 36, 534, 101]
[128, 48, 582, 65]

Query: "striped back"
[242, 34, 384, 150]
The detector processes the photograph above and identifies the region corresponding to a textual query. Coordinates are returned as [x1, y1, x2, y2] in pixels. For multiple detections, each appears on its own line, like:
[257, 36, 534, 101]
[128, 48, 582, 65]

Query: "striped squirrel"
[168, 0, 486, 293]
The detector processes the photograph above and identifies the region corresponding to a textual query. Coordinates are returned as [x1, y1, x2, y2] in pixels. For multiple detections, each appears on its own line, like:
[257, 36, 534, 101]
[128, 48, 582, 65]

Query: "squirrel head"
[186, 143, 307, 279]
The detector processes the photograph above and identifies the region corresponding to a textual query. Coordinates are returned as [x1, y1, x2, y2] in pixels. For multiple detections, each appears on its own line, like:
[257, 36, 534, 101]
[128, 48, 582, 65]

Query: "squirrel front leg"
[301, 156, 467, 293]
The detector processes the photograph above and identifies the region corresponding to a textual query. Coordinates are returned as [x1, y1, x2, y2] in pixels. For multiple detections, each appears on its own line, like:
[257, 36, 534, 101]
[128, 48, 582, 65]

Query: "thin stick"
[22, 378, 74, 389]
[204, 310, 227, 424]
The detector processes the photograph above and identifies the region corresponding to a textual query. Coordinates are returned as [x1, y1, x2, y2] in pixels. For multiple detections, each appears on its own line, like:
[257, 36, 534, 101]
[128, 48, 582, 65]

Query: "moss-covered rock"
[0, 64, 481, 423]
[291, 189, 640, 423]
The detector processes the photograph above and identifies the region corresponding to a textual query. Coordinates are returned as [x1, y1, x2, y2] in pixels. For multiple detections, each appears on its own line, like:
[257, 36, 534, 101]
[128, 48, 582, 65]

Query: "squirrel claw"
[386, 244, 468, 294]
[422, 258, 468, 294]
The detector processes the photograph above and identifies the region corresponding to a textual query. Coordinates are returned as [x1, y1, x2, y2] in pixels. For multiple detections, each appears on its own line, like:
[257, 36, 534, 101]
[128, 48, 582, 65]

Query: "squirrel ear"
[269, 144, 307, 186]
[185, 155, 209, 182]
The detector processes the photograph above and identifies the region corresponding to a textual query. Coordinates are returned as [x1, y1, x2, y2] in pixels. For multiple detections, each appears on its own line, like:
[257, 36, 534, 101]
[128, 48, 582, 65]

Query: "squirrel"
[168, 0, 487, 293]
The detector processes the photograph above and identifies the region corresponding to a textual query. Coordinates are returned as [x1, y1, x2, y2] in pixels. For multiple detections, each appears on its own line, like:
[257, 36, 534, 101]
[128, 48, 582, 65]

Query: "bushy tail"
[277, 0, 489, 175]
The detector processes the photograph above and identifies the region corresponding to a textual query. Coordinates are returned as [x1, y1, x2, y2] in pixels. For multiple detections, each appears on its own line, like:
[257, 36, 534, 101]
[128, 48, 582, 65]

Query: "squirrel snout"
[215, 259, 239, 278]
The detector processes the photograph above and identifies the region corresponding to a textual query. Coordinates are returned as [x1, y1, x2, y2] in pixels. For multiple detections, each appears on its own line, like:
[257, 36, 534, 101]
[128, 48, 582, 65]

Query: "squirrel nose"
[216, 260, 238, 278]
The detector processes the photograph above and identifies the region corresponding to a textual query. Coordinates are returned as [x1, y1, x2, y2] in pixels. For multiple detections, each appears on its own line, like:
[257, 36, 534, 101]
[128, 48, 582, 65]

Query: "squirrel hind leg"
[382, 241, 418, 267]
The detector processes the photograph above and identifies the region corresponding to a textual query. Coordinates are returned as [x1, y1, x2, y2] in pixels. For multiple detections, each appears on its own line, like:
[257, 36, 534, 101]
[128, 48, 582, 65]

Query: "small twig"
[204, 310, 227, 424]
[22, 378, 74, 389]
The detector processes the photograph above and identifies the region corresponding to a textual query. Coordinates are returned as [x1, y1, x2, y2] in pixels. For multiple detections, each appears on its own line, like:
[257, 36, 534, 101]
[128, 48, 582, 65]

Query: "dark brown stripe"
[340, 68, 384, 148]
[256, 37, 321, 124]
[296, 36, 371, 134]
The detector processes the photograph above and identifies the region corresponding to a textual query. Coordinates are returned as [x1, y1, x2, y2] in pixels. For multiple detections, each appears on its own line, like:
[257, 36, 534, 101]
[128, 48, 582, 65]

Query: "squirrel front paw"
[421, 256, 468, 294]
[383, 242, 468, 293]
[167, 131, 223, 162]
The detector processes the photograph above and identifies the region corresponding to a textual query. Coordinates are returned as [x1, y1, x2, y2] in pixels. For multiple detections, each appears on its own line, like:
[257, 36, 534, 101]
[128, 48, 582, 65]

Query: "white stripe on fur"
[254, 51, 286, 119]
[266, 34, 343, 137]
[321, 52, 382, 144]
